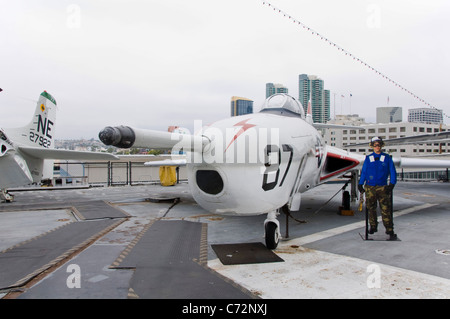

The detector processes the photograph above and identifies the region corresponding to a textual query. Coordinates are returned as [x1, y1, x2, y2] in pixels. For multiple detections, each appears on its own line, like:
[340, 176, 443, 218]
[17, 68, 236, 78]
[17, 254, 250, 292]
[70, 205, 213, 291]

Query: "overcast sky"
[1, 0, 449, 139]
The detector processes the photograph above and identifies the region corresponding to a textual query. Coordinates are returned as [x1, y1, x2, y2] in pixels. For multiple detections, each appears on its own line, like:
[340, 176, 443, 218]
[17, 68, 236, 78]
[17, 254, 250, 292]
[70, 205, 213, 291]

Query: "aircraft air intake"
[99, 126, 136, 149]
[0, 131, 12, 156]
[1, 143, 7, 156]
[196, 170, 224, 195]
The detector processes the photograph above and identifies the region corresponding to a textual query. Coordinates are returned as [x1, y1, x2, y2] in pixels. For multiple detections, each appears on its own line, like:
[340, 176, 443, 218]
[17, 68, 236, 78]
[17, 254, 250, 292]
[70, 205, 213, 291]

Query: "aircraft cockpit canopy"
[260, 94, 305, 118]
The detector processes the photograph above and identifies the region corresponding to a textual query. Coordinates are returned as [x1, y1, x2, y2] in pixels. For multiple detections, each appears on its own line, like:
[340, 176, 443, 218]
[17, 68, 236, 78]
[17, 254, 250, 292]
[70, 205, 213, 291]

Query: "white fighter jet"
[99, 93, 450, 248]
[0, 91, 118, 202]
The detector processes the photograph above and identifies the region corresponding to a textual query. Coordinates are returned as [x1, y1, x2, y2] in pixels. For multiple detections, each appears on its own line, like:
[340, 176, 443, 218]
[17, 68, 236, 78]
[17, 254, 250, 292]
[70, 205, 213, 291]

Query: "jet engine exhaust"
[99, 126, 136, 148]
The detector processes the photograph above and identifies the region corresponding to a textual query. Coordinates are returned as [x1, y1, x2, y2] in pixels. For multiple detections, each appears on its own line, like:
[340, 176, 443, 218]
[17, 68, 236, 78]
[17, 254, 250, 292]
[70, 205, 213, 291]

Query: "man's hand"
[387, 184, 395, 191]
[358, 184, 365, 193]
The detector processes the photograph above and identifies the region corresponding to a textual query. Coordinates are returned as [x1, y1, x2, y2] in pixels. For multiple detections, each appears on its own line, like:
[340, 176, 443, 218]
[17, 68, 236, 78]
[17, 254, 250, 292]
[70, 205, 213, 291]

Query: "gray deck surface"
[0, 181, 448, 299]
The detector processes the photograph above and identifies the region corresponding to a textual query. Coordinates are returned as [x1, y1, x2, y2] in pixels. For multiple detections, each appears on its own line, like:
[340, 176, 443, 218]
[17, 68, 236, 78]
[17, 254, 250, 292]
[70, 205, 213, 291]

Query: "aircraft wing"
[393, 157, 450, 168]
[345, 131, 450, 148]
[313, 123, 364, 130]
[17, 146, 119, 161]
[144, 159, 187, 167]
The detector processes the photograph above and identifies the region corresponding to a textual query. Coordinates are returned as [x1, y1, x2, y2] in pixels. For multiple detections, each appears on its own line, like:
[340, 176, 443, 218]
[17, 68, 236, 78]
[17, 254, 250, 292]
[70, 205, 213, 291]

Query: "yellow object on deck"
[358, 193, 365, 212]
[339, 207, 355, 216]
[159, 166, 177, 186]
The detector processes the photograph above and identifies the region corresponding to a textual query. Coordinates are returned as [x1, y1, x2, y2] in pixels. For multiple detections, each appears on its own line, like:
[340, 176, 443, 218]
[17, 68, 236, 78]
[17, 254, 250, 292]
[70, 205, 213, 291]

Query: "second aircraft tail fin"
[3, 91, 57, 149]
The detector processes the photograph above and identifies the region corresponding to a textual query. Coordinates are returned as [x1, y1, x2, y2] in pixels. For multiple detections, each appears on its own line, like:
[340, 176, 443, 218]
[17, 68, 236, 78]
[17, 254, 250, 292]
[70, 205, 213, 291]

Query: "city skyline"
[1, 1, 449, 139]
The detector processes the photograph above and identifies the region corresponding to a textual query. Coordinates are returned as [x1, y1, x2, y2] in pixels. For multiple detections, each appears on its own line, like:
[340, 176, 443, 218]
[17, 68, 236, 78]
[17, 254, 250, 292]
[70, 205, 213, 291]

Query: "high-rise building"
[266, 83, 289, 98]
[408, 108, 443, 124]
[230, 96, 253, 117]
[298, 74, 330, 123]
[377, 107, 402, 123]
[298, 74, 310, 112]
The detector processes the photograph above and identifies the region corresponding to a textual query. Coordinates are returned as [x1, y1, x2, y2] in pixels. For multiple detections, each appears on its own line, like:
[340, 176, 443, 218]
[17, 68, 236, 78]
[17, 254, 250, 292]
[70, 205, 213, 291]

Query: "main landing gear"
[0, 189, 14, 203]
[264, 210, 281, 249]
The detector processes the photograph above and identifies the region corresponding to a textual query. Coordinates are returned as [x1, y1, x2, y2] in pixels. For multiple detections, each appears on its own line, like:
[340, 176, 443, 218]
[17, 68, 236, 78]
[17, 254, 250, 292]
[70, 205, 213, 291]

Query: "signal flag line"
[261, 1, 448, 119]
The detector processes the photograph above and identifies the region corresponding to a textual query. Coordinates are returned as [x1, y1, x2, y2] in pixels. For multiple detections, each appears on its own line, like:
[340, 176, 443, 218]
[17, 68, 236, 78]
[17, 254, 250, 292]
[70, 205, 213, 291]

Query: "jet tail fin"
[306, 99, 313, 125]
[3, 91, 58, 149]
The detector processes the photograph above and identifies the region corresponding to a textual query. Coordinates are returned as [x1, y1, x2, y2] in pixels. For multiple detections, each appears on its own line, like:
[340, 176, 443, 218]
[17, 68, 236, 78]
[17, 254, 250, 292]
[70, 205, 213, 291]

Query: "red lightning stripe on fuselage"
[225, 119, 256, 152]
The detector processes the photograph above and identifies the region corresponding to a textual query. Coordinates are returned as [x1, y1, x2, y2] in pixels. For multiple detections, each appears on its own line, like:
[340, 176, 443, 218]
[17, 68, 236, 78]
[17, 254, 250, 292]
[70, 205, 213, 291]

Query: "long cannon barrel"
[99, 126, 210, 152]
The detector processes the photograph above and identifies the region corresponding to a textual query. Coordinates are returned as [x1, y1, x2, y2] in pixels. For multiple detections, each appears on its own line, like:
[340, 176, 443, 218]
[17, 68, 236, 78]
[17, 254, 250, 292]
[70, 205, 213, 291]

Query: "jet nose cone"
[99, 126, 118, 145]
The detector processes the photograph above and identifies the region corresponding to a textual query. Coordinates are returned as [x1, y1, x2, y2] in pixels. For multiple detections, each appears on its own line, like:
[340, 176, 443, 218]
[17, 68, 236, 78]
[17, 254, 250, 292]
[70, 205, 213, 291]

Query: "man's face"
[373, 143, 381, 153]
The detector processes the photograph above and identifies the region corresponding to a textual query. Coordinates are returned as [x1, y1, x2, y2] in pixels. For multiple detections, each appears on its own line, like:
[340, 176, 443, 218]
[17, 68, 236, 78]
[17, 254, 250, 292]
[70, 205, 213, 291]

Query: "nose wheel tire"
[265, 221, 280, 249]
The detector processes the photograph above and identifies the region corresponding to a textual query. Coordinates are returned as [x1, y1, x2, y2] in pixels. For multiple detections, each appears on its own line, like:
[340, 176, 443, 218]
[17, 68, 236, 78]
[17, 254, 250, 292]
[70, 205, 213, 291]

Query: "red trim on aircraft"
[320, 152, 360, 181]
[225, 119, 256, 152]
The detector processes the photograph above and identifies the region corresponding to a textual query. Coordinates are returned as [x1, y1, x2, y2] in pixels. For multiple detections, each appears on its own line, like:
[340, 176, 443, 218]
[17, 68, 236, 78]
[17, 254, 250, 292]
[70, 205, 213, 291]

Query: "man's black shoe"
[386, 231, 397, 240]
[369, 226, 377, 234]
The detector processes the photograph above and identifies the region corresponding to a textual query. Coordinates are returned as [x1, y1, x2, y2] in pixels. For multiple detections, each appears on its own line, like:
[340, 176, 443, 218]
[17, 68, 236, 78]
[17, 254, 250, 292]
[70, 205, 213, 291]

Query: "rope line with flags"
[261, 1, 448, 119]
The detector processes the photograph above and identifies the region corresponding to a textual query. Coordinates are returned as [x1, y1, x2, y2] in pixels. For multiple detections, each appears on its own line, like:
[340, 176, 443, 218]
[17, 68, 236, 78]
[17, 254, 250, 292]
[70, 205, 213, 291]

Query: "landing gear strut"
[0, 189, 14, 203]
[264, 210, 281, 249]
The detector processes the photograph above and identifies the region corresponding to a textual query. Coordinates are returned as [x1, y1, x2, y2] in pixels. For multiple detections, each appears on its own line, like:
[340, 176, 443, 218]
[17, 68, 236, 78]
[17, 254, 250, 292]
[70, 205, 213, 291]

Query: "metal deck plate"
[113, 219, 255, 298]
[0, 219, 122, 289]
[212, 242, 284, 265]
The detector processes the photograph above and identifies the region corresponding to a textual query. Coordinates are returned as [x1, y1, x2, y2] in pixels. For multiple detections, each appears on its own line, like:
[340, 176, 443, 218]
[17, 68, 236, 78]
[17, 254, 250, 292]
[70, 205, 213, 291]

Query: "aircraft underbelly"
[0, 153, 33, 189]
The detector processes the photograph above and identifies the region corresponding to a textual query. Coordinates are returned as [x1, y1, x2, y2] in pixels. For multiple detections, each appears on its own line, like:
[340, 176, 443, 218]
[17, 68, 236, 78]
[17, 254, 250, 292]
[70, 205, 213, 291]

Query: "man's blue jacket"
[359, 152, 397, 186]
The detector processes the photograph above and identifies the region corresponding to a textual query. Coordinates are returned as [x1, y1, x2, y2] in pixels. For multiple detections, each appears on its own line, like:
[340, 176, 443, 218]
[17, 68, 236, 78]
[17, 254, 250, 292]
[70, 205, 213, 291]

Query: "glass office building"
[298, 74, 330, 123]
[377, 107, 403, 123]
[266, 83, 289, 98]
[231, 96, 253, 116]
[408, 108, 443, 124]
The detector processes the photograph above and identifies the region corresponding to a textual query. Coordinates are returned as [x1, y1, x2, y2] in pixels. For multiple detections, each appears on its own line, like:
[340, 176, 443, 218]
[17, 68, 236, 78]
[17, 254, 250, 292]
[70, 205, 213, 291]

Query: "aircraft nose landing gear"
[264, 210, 281, 249]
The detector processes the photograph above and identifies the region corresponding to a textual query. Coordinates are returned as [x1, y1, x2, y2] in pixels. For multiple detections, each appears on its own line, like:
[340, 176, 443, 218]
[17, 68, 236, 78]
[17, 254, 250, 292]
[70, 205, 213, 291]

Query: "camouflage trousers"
[365, 185, 394, 233]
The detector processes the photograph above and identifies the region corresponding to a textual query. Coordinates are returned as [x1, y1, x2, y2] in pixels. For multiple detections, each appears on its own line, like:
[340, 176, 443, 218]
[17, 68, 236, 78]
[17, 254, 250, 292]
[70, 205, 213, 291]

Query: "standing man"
[359, 137, 397, 240]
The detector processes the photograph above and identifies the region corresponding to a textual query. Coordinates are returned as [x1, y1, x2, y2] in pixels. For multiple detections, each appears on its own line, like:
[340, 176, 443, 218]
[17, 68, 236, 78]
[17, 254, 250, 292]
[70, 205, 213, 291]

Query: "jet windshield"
[260, 94, 304, 118]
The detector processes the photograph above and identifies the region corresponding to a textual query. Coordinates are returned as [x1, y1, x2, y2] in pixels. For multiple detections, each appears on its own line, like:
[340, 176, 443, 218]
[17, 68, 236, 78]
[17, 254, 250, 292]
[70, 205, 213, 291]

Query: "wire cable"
[261, 1, 448, 119]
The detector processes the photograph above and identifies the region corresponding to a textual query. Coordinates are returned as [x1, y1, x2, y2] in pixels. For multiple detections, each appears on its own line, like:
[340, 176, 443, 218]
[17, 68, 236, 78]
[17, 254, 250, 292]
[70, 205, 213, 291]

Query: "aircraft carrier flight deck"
[0, 181, 449, 299]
